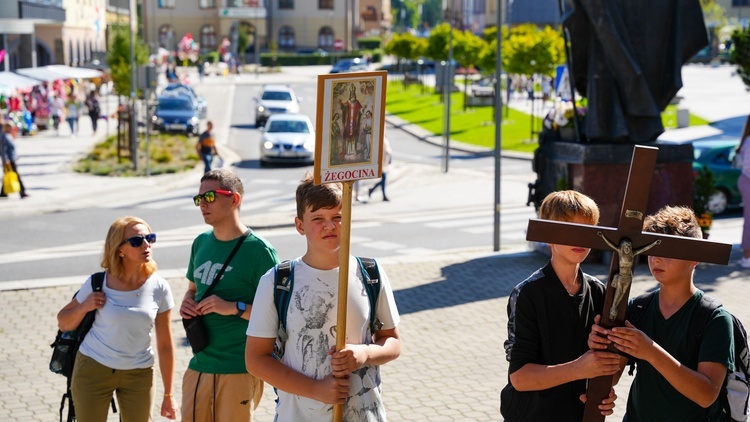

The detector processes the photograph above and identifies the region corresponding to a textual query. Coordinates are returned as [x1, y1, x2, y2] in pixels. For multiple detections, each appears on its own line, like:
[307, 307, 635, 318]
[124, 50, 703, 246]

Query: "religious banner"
[314, 71, 387, 185]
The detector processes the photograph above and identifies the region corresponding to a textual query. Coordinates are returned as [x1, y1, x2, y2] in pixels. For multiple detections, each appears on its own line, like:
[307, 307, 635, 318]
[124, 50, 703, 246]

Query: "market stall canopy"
[0, 71, 42, 90]
[16, 65, 103, 82]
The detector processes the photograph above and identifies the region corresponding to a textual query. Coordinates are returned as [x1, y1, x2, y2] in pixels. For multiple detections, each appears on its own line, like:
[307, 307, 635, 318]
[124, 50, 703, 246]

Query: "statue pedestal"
[531, 140, 694, 229]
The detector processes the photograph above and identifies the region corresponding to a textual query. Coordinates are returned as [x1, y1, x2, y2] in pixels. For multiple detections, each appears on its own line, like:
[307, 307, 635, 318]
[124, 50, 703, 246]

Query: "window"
[159, 25, 174, 49]
[199, 0, 216, 8]
[279, 0, 293, 9]
[319, 0, 333, 10]
[201, 25, 217, 49]
[279, 26, 295, 49]
[318, 27, 334, 48]
[158, 0, 175, 8]
[229, 0, 261, 5]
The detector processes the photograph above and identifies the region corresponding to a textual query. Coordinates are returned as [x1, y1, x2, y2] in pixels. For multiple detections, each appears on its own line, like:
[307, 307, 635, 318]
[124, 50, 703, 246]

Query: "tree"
[453, 30, 487, 110]
[503, 24, 564, 77]
[237, 24, 249, 64]
[730, 28, 750, 91]
[107, 25, 149, 97]
[424, 23, 453, 61]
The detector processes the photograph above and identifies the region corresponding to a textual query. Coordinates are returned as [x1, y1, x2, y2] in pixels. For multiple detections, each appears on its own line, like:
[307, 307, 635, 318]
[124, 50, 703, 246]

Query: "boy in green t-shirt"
[590, 205, 734, 421]
[180, 169, 279, 421]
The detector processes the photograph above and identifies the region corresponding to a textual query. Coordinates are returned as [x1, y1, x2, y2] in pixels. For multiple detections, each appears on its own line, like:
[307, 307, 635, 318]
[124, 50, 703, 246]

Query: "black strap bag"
[183, 229, 250, 354]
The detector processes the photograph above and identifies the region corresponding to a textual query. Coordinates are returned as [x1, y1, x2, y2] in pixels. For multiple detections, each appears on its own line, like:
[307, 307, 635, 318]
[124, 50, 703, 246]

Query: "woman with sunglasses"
[57, 216, 177, 421]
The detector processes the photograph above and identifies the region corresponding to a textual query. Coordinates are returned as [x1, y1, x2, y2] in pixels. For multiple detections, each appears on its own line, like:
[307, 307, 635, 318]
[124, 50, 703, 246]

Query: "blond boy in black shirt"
[501, 190, 621, 421]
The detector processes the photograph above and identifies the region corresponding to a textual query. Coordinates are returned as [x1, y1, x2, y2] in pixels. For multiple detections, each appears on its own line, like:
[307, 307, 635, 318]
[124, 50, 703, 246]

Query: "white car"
[259, 114, 315, 166]
[254, 84, 301, 127]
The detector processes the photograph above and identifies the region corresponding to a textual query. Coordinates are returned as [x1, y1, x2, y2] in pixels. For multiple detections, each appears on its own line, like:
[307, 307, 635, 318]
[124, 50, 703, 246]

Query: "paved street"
[2, 64, 750, 421]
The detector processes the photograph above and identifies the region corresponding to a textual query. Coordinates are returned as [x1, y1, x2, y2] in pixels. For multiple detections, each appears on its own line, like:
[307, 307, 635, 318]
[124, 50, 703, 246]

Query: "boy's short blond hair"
[539, 190, 600, 225]
[643, 205, 702, 239]
[296, 173, 342, 219]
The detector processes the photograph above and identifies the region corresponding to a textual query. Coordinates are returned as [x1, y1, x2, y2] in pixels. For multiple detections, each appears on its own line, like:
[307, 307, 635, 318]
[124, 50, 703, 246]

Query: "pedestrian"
[65, 94, 81, 137]
[56, 216, 177, 421]
[589, 206, 734, 421]
[196, 120, 219, 173]
[1, 122, 28, 198]
[246, 173, 402, 421]
[368, 136, 392, 201]
[86, 91, 101, 136]
[180, 169, 280, 421]
[50, 94, 65, 136]
[500, 190, 619, 421]
[737, 114, 750, 268]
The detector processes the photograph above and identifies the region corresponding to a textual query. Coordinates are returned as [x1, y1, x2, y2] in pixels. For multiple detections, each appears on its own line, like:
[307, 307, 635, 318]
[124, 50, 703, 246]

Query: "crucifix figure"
[598, 233, 660, 320]
[525, 145, 731, 422]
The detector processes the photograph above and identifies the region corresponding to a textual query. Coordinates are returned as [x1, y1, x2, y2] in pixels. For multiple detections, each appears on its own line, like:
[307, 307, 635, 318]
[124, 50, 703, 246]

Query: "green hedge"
[260, 50, 383, 66]
[357, 37, 381, 50]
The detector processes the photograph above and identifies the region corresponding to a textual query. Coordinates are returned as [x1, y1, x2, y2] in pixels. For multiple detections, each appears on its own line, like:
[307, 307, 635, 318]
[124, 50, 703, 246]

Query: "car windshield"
[158, 99, 193, 111]
[267, 120, 310, 133]
[262, 91, 292, 101]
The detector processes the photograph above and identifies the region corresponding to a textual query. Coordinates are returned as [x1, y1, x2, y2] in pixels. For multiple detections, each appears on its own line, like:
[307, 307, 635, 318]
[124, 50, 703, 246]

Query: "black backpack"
[628, 291, 750, 421]
[272, 257, 382, 361]
[49, 272, 116, 422]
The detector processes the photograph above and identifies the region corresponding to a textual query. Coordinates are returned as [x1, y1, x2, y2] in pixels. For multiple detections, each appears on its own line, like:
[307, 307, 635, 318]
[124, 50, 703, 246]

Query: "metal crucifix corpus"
[525, 145, 732, 422]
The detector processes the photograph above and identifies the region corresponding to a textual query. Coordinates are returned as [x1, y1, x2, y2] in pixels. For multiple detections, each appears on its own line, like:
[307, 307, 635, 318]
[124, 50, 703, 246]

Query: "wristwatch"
[235, 301, 246, 317]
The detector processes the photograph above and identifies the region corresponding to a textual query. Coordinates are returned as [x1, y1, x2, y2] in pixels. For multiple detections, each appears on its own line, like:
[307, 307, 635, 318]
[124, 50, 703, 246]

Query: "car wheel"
[707, 189, 729, 215]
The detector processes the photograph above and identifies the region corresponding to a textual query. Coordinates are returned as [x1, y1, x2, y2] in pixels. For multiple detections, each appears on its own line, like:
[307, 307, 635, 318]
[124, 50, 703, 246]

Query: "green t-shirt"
[186, 230, 279, 374]
[625, 290, 734, 422]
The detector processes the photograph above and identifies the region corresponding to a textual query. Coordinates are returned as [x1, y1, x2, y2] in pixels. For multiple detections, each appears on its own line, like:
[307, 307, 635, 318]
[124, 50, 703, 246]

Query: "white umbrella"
[16, 65, 103, 82]
[0, 71, 42, 90]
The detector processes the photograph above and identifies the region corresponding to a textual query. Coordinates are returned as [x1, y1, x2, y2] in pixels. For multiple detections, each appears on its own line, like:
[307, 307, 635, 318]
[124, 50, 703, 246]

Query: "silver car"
[254, 84, 301, 127]
[259, 114, 315, 166]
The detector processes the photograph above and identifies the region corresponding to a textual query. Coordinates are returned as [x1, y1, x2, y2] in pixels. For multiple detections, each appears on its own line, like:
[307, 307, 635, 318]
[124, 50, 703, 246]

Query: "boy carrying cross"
[501, 190, 620, 421]
[589, 205, 735, 421]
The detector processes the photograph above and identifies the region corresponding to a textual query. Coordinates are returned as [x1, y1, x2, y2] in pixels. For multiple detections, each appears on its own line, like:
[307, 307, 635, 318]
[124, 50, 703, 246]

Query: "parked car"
[151, 96, 201, 136]
[254, 84, 301, 127]
[162, 83, 207, 118]
[259, 114, 315, 166]
[330, 58, 368, 74]
[692, 138, 742, 214]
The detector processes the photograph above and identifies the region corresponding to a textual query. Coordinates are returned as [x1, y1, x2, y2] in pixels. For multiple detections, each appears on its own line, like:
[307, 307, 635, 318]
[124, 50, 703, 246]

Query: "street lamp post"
[493, 0, 505, 251]
[129, 0, 138, 171]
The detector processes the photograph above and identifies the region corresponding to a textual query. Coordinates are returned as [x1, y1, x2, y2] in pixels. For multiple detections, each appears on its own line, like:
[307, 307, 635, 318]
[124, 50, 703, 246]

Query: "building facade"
[142, 0, 391, 61]
[0, 0, 107, 71]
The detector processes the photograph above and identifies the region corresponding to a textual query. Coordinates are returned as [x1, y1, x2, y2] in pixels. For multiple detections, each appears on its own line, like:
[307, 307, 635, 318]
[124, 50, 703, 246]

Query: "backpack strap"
[687, 294, 723, 358]
[626, 291, 657, 376]
[273, 260, 294, 361]
[356, 257, 383, 334]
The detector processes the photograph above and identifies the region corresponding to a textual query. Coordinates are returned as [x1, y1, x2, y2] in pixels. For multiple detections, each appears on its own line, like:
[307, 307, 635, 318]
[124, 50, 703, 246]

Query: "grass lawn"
[385, 81, 711, 153]
[385, 82, 539, 153]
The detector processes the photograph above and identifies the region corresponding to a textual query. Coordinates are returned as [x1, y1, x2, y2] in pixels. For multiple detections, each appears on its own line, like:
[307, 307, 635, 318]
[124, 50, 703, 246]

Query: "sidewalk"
[2, 64, 750, 421]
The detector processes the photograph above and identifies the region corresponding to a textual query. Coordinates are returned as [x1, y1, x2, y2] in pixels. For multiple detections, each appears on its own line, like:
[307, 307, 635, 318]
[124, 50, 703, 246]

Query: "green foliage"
[74, 133, 199, 177]
[453, 29, 486, 70]
[384, 32, 422, 61]
[730, 27, 750, 91]
[107, 25, 149, 97]
[693, 165, 718, 217]
[425, 23, 453, 61]
[504, 24, 565, 77]
[357, 37, 382, 50]
[238, 24, 250, 63]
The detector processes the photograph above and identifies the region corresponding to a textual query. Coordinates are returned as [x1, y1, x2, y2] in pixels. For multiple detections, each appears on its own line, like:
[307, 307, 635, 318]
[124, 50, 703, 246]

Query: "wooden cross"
[525, 145, 732, 422]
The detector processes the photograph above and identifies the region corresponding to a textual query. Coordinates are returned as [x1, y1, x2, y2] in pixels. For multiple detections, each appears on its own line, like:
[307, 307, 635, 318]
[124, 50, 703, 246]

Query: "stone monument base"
[529, 139, 694, 229]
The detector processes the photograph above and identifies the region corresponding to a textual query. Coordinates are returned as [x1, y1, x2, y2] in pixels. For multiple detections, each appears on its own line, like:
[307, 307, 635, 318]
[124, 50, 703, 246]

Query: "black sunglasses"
[193, 189, 233, 206]
[120, 233, 157, 247]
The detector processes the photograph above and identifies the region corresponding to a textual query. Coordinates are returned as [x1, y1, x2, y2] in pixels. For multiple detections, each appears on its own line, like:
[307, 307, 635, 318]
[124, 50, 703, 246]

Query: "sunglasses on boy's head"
[193, 189, 233, 206]
[120, 233, 156, 248]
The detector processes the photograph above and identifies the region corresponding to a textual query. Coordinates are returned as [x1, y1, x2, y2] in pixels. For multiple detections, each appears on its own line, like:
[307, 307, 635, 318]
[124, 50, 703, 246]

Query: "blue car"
[151, 96, 201, 136]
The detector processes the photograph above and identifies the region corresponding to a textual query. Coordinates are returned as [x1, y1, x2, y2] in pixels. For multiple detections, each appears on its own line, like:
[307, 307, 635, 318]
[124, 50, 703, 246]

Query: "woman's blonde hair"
[100, 216, 157, 279]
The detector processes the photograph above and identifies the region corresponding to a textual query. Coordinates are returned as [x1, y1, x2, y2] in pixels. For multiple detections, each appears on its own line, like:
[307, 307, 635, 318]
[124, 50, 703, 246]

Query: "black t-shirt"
[501, 262, 606, 421]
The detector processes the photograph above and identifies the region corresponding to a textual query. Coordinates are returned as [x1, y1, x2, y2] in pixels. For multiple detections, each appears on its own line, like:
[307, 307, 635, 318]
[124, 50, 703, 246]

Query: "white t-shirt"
[247, 256, 400, 422]
[76, 272, 174, 370]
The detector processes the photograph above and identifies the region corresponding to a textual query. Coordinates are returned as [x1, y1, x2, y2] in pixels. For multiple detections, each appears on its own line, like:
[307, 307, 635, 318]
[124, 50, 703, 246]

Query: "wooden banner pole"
[333, 180, 354, 422]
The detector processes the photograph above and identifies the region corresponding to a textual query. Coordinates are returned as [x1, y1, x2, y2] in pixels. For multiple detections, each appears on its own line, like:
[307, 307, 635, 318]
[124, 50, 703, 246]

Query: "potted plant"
[693, 165, 718, 238]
